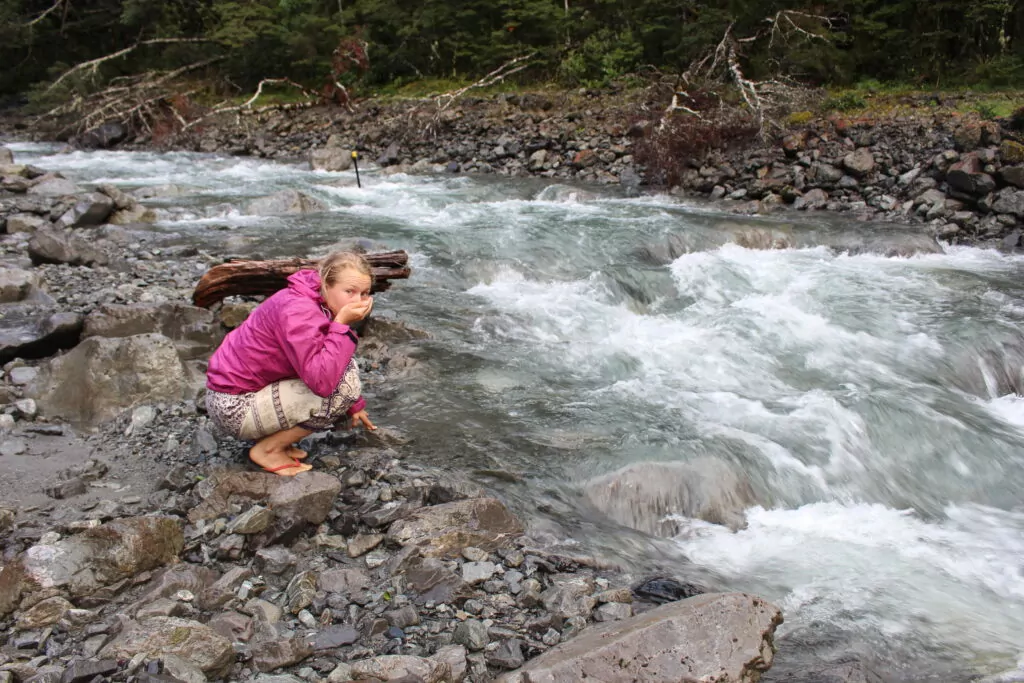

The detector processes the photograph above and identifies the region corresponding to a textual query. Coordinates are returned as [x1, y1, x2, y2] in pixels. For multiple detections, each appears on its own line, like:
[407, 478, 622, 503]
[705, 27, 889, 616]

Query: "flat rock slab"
[100, 616, 233, 677]
[386, 497, 524, 558]
[498, 592, 782, 683]
[189, 471, 341, 525]
[0, 305, 82, 364]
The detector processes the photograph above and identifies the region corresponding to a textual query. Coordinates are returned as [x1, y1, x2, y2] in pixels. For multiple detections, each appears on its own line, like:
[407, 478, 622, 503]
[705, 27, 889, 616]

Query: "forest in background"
[2, 0, 1023, 105]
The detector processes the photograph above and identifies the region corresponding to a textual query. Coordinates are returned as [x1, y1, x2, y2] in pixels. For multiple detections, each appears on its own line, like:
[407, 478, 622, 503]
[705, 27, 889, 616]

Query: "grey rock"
[0, 147, 12, 164]
[208, 611, 254, 642]
[386, 497, 524, 558]
[1001, 165, 1024, 189]
[28, 228, 108, 266]
[83, 303, 224, 361]
[27, 175, 81, 196]
[594, 601, 633, 621]
[252, 638, 313, 673]
[350, 655, 449, 683]
[5, 213, 47, 233]
[161, 654, 207, 683]
[245, 190, 326, 216]
[432, 644, 468, 683]
[347, 532, 384, 558]
[55, 193, 114, 228]
[0, 306, 82, 364]
[583, 457, 756, 535]
[499, 593, 782, 683]
[385, 605, 420, 628]
[188, 470, 341, 528]
[462, 561, 498, 585]
[311, 624, 359, 650]
[227, 505, 273, 535]
[842, 148, 875, 177]
[453, 619, 489, 651]
[993, 189, 1024, 217]
[0, 268, 40, 303]
[60, 659, 119, 683]
[318, 567, 372, 600]
[309, 147, 354, 172]
[27, 334, 190, 424]
[401, 556, 473, 604]
[100, 617, 233, 677]
[793, 188, 829, 210]
[17, 596, 74, 629]
[256, 546, 297, 575]
[486, 639, 525, 670]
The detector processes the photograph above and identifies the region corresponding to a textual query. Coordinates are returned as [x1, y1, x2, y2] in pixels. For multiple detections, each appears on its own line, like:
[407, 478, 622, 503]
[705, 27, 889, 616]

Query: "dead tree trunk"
[192, 251, 411, 308]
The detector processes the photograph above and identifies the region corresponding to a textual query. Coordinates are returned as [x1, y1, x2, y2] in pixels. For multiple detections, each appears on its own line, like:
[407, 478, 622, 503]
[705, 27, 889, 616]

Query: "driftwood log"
[192, 251, 411, 308]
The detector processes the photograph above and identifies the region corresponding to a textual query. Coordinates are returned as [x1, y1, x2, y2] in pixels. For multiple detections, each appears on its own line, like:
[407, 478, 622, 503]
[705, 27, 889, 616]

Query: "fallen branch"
[45, 38, 219, 94]
[182, 78, 318, 131]
[25, 0, 65, 27]
[434, 53, 535, 111]
[192, 251, 412, 309]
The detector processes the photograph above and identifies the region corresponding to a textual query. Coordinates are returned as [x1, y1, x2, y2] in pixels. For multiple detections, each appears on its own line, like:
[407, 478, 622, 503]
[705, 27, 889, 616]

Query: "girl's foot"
[250, 446, 312, 476]
[286, 446, 308, 460]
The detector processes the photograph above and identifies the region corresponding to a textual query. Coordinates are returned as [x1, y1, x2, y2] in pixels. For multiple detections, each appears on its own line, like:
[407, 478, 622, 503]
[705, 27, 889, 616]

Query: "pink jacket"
[206, 269, 366, 414]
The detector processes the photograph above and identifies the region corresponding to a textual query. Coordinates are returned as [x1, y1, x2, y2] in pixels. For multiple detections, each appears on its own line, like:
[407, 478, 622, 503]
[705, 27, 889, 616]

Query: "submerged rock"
[245, 190, 326, 215]
[583, 457, 757, 535]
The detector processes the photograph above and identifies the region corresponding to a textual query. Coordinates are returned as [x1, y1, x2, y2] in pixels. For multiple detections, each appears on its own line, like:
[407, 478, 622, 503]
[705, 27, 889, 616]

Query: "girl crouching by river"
[205, 251, 377, 475]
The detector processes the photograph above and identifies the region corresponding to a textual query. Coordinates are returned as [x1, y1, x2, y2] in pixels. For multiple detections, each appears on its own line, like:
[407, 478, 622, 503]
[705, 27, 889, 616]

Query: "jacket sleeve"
[276, 300, 359, 397]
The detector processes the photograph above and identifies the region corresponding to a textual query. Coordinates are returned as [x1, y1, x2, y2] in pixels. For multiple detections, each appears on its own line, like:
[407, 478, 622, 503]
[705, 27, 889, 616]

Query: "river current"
[10, 142, 1024, 682]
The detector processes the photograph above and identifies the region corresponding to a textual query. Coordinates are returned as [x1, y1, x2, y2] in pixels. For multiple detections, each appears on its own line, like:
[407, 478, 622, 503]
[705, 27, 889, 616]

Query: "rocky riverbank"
[0, 145, 787, 683]
[17, 89, 1021, 249]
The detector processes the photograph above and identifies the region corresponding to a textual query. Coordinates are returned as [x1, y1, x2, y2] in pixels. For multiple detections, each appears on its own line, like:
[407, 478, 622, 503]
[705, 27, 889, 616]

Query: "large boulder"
[28, 227, 109, 266]
[947, 154, 997, 196]
[498, 593, 782, 683]
[77, 122, 128, 149]
[26, 174, 81, 196]
[386, 498, 524, 558]
[1000, 165, 1024, 189]
[188, 471, 342, 546]
[5, 213, 48, 233]
[583, 458, 756, 534]
[992, 188, 1024, 217]
[55, 192, 114, 228]
[0, 516, 183, 616]
[310, 147, 354, 172]
[83, 303, 224, 360]
[0, 306, 82, 363]
[100, 617, 233, 676]
[108, 203, 158, 225]
[350, 655, 450, 683]
[27, 333, 191, 424]
[245, 190, 326, 215]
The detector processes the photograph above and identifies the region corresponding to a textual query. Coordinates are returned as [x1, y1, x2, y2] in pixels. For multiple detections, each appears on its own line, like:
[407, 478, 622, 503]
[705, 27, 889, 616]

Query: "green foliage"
[2, 0, 1024, 100]
[557, 29, 644, 87]
[823, 92, 868, 112]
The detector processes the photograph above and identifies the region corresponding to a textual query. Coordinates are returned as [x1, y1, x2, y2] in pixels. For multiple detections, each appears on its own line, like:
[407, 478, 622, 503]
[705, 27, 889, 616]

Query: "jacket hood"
[287, 269, 324, 302]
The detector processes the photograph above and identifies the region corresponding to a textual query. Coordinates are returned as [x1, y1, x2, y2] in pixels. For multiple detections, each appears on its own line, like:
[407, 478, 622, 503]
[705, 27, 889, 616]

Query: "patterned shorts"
[205, 362, 362, 440]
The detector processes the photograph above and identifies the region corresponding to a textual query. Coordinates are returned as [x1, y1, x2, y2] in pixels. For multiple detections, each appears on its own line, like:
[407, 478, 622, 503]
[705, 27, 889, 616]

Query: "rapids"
[10, 142, 1024, 681]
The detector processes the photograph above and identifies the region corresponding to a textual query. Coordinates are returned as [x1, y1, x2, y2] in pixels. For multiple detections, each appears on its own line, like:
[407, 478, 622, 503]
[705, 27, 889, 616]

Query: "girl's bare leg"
[250, 425, 314, 475]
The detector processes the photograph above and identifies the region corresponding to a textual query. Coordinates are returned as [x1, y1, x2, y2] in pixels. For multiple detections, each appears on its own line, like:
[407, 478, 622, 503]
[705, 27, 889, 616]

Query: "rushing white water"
[10, 141, 1024, 680]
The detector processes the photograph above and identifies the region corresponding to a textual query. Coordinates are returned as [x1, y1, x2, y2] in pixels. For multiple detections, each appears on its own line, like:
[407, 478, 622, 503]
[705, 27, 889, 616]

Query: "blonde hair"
[318, 251, 373, 293]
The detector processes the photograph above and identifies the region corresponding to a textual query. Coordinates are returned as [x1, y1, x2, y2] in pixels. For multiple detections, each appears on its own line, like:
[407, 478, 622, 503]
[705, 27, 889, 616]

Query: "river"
[10, 142, 1024, 682]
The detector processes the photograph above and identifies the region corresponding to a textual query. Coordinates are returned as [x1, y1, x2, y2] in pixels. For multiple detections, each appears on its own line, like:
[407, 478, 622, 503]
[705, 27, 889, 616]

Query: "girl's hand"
[350, 409, 377, 431]
[334, 297, 373, 326]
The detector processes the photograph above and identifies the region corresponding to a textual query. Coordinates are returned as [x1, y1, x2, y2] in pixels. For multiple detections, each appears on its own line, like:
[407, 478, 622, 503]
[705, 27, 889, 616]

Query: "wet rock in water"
[100, 616, 234, 677]
[309, 146, 354, 172]
[633, 576, 704, 604]
[245, 190, 326, 216]
[386, 497, 524, 558]
[499, 593, 782, 683]
[350, 655, 449, 683]
[26, 175, 81, 196]
[583, 457, 756, 535]
[27, 333, 191, 424]
[83, 303, 225, 360]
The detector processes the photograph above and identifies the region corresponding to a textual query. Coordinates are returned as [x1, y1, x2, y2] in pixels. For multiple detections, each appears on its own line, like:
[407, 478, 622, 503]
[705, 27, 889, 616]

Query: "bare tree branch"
[25, 0, 65, 26]
[45, 38, 219, 94]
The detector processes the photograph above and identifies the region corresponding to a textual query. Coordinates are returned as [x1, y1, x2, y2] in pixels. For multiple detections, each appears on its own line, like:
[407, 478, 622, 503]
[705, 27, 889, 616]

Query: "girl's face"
[324, 268, 372, 317]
